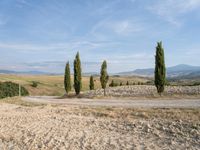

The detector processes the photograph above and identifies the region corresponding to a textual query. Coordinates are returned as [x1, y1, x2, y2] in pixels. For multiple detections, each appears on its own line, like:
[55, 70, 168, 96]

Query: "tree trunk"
[104, 88, 106, 96]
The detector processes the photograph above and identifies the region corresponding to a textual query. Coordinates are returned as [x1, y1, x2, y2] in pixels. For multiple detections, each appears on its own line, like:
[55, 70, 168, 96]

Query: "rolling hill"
[118, 64, 200, 78]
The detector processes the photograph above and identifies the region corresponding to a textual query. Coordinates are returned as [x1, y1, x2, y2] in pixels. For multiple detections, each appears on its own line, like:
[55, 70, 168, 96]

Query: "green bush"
[192, 82, 200, 86]
[31, 81, 38, 88]
[0, 82, 29, 99]
[109, 80, 119, 87]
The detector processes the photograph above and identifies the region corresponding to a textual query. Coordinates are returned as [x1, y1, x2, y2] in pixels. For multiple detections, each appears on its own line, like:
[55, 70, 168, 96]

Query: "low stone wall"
[85, 85, 200, 97]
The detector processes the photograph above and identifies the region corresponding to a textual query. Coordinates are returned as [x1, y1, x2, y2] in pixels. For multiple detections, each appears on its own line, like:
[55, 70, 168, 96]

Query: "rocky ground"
[0, 100, 199, 150]
[85, 85, 200, 98]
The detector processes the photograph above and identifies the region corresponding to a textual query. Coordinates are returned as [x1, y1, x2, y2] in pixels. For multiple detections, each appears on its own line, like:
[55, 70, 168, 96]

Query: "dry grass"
[0, 96, 46, 107]
[1, 96, 199, 122]
[0, 74, 149, 96]
[70, 106, 200, 122]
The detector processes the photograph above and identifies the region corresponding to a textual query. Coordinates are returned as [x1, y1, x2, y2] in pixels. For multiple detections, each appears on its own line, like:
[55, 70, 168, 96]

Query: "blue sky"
[0, 0, 200, 73]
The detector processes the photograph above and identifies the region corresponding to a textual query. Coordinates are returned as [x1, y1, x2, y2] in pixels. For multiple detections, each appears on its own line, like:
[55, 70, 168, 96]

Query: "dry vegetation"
[0, 97, 199, 149]
[0, 74, 149, 96]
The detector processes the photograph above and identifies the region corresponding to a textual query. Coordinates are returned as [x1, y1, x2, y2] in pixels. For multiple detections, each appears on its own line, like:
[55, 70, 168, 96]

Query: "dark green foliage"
[126, 81, 129, 85]
[155, 41, 166, 94]
[120, 82, 123, 86]
[31, 81, 38, 88]
[109, 80, 114, 87]
[192, 82, 200, 86]
[146, 81, 153, 85]
[89, 76, 94, 90]
[100, 60, 109, 96]
[0, 82, 29, 99]
[64, 62, 71, 94]
[109, 80, 119, 87]
[74, 52, 82, 95]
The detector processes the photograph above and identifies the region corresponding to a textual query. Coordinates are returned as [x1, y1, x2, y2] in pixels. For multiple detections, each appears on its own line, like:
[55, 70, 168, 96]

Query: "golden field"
[0, 74, 149, 96]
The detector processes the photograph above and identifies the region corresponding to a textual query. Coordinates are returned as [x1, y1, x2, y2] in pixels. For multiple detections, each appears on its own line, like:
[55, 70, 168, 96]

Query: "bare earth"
[23, 96, 200, 108]
[0, 97, 199, 149]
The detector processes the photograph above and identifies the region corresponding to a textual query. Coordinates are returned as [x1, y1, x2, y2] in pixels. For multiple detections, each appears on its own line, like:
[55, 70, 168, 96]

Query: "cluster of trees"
[64, 53, 109, 96]
[109, 80, 146, 87]
[64, 41, 166, 96]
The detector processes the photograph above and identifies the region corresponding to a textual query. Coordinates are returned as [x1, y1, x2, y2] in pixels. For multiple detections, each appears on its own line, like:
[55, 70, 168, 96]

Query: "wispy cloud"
[148, 0, 200, 26]
[90, 19, 143, 37]
[0, 40, 108, 52]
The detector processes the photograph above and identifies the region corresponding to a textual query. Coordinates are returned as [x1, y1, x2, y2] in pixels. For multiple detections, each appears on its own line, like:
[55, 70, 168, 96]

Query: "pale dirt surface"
[23, 96, 200, 108]
[0, 102, 199, 150]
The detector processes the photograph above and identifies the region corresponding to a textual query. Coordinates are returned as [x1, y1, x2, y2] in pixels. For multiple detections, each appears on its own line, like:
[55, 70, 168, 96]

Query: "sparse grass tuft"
[0, 97, 46, 107]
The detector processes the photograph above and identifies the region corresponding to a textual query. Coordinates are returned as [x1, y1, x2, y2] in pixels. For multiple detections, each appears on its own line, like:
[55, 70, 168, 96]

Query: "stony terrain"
[85, 85, 200, 97]
[0, 100, 199, 150]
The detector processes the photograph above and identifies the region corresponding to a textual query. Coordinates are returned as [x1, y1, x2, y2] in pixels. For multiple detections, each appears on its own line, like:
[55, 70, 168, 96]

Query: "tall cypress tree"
[74, 52, 82, 95]
[89, 76, 94, 90]
[154, 41, 166, 95]
[100, 60, 109, 96]
[64, 61, 71, 94]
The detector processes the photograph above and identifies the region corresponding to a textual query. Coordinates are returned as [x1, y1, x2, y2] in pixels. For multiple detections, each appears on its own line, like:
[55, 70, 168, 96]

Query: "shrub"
[109, 80, 119, 87]
[0, 82, 29, 99]
[192, 82, 200, 86]
[31, 81, 38, 88]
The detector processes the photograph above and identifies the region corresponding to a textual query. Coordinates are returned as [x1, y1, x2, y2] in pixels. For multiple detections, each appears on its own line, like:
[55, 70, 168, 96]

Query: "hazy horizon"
[0, 0, 200, 73]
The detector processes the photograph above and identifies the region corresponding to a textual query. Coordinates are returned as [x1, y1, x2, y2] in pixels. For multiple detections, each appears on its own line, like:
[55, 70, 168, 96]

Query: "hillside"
[118, 64, 200, 78]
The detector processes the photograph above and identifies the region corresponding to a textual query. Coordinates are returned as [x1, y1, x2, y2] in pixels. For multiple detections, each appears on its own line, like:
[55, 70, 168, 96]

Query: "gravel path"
[23, 96, 200, 108]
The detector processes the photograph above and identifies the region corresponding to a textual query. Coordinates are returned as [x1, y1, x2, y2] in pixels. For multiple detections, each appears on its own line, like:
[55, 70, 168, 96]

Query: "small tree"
[64, 62, 71, 94]
[100, 60, 109, 96]
[89, 76, 94, 90]
[126, 81, 129, 86]
[120, 82, 123, 86]
[155, 41, 166, 95]
[74, 52, 82, 95]
[109, 80, 114, 87]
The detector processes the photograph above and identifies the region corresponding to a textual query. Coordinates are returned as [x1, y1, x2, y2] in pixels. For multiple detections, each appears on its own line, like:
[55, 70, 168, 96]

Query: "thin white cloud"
[0, 40, 107, 52]
[90, 19, 143, 37]
[148, 0, 200, 26]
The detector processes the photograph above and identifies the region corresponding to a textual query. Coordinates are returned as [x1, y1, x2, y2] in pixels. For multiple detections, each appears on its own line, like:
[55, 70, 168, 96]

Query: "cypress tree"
[126, 81, 129, 86]
[64, 61, 71, 94]
[74, 52, 82, 95]
[89, 76, 94, 90]
[154, 41, 166, 95]
[109, 80, 114, 87]
[100, 60, 109, 96]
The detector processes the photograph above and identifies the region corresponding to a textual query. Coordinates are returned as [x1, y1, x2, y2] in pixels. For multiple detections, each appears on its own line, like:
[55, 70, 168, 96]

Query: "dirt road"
[23, 96, 200, 108]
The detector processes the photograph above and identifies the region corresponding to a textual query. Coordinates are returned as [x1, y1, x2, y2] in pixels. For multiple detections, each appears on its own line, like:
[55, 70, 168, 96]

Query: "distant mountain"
[118, 64, 200, 78]
[0, 70, 18, 74]
[1, 64, 200, 78]
[0, 70, 52, 75]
